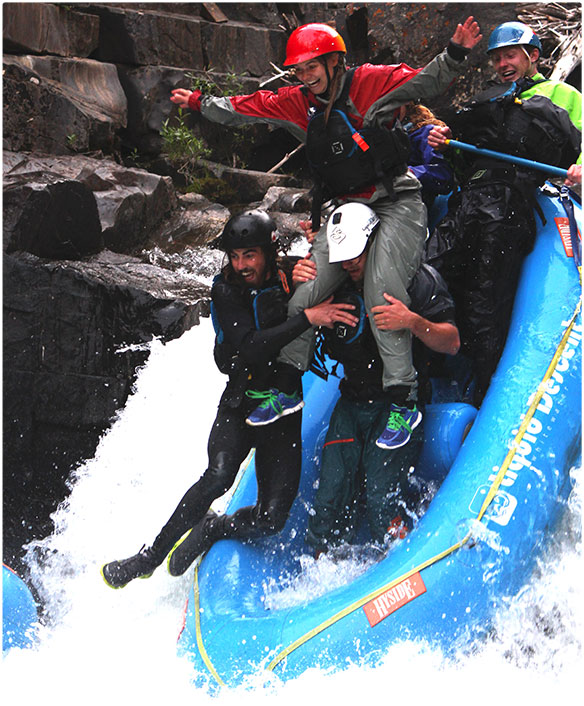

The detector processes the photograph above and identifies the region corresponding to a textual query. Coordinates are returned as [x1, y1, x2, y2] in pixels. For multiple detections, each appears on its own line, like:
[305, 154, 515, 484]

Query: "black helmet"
[219, 210, 277, 251]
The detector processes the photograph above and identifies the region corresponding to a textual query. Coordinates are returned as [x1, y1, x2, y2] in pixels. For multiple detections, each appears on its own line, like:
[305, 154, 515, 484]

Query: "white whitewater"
[3, 318, 581, 705]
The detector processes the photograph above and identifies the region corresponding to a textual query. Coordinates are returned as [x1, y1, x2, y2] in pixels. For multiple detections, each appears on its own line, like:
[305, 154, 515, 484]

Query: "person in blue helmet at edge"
[101, 211, 357, 588]
[170, 17, 482, 451]
[425, 21, 582, 405]
[291, 203, 460, 554]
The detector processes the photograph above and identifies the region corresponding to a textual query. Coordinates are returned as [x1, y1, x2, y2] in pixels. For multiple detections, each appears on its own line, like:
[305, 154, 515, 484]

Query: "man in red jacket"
[171, 17, 481, 449]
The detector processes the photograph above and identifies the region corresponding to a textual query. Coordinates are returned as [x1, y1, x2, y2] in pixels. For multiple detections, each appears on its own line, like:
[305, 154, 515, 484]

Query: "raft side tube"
[2, 564, 39, 653]
[179, 186, 581, 687]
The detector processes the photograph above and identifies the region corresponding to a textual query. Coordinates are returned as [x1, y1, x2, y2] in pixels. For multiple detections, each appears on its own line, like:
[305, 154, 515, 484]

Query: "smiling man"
[229, 243, 269, 288]
[425, 21, 581, 405]
[101, 210, 356, 588]
[489, 30, 539, 82]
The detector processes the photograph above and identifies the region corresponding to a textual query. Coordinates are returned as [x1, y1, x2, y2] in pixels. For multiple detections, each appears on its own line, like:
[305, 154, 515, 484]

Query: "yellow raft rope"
[194, 298, 581, 683]
[476, 296, 581, 521]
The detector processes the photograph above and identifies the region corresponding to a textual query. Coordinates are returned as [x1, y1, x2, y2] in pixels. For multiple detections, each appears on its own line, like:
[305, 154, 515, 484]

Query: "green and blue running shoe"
[101, 545, 158, 589]
[376, 403, 422, 450]
[245, 388, 304, 427]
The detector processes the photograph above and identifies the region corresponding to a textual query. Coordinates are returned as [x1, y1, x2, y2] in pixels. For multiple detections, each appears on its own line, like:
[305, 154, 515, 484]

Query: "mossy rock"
[187, 174, 238, 204]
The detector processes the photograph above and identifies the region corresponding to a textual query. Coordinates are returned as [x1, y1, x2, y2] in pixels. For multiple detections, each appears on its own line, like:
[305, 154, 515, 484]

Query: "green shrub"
[160, 108, 211, 185]
[186, 68, 253, 169]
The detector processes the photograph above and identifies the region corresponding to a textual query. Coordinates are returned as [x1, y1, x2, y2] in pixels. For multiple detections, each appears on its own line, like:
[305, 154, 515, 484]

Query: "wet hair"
[321, 52, 347, 125]
[403, 103, 447, 130]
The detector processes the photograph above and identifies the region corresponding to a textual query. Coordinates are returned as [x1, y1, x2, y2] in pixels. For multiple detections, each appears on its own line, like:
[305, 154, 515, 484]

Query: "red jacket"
[192, 48, 463, 199]
[208, 62, 424, 132]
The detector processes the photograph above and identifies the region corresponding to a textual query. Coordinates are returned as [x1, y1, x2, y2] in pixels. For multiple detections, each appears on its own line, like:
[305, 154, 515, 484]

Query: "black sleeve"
[212, 279, 310, 367]
[446, 41, 471, 62]
[409, 264, 457, 325]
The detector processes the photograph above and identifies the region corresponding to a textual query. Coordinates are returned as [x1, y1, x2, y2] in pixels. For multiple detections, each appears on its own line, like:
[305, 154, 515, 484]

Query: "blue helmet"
[487, 22, 542, 54]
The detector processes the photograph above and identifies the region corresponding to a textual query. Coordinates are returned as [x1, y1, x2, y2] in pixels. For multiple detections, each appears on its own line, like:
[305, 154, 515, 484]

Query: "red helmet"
[284, 23, 346, 67]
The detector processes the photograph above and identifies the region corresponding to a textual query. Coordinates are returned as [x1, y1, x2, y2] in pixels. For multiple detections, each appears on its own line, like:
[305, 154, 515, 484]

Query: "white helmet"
[327, 203, 380, 263]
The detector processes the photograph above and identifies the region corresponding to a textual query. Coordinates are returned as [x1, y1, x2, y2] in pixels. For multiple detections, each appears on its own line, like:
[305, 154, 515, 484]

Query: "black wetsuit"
[148, 260, 311, 560]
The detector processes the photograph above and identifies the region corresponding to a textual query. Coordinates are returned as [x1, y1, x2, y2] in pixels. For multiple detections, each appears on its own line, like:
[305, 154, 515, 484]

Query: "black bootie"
[167, 512, 220, 577]
[101, 545, 160, 589]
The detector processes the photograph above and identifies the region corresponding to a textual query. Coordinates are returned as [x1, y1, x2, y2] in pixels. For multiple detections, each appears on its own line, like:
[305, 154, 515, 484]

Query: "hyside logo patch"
[363, 573, 426, 627]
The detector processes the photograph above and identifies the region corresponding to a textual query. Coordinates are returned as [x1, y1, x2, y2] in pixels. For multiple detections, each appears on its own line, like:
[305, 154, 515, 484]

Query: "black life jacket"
[327, 289, 368, 351]
[305, 68, 411, 228]
[318, 265, 456, 401]
[324, 265, 449, 355]
[455, 77, 574, 176]
[210, 269, 291, 375]
[321, 288, 384, 400]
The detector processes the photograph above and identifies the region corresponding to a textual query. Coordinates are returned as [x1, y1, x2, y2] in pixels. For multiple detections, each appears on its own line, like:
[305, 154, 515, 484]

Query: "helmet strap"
[519, 45, 535, 69]
[521, 45, 539, 74]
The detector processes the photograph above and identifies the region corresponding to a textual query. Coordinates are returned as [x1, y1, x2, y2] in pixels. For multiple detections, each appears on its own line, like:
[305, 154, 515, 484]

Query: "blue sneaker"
[245, 388, 304, 426]
[376, 404, 422, 450]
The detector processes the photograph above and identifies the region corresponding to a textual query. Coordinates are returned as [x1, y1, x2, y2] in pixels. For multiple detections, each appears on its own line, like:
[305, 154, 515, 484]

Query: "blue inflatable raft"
[2, 564, 39, 653]
[178, 184, 581, 687]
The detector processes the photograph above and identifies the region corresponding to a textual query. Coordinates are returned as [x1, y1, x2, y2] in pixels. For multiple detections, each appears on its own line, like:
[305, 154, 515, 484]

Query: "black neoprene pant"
[150, 399, 302, 561]
[427, 180, 536, 399]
